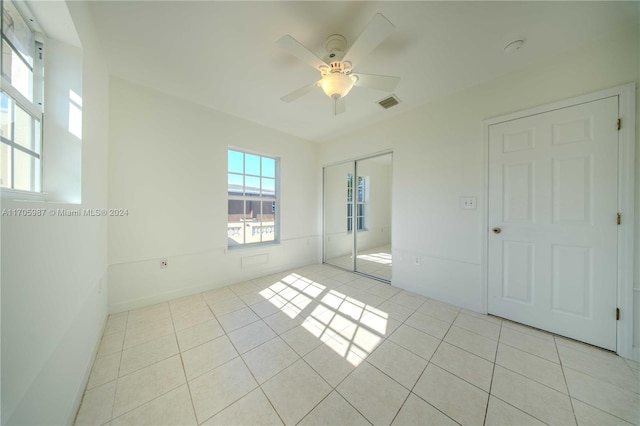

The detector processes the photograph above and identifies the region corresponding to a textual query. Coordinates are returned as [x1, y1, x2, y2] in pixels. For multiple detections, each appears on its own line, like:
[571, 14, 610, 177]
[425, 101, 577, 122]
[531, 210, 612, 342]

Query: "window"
[227, 148, 278, 247]
[347, 174, 367, 232]
[1, 0, 43, 192]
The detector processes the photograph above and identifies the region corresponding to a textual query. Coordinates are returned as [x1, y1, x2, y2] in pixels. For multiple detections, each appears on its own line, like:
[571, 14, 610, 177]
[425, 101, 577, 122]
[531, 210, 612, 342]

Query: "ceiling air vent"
[378, 95, 400, 109]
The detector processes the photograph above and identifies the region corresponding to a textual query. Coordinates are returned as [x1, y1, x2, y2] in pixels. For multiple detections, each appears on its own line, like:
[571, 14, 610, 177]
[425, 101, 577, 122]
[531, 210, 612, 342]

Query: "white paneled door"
[488, 96, 619, 350]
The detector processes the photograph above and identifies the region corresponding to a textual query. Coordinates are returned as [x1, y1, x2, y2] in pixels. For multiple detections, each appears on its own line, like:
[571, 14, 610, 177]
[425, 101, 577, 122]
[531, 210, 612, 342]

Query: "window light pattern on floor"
[74, 264, 640, 426]
[260, 272, 388, 366]
[357, 252, 393, 265]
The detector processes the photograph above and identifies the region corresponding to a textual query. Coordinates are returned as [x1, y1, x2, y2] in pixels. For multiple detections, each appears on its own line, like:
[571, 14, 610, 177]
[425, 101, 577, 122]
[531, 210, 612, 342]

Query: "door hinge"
[617, 213, 621, 225]
[616, 308, 620, 320]
[617, 118, 621, 130]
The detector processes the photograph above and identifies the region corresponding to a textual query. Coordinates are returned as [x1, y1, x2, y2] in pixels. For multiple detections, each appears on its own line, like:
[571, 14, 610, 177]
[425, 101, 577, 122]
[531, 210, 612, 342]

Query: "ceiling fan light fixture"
[320, 72, 355, 98]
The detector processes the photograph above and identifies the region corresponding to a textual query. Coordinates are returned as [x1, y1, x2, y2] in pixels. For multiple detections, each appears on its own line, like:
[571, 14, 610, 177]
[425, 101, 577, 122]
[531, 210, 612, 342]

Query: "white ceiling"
[88, 1, 638, 142]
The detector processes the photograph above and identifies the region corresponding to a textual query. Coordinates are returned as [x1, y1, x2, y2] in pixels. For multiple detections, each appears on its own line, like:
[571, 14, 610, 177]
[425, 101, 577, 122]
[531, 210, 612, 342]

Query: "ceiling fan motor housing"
[320, 60, 352, 77]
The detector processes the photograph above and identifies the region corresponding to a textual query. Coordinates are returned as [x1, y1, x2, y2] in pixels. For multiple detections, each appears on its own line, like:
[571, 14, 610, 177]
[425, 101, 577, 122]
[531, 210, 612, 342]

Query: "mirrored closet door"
[323, 152, 392, 282]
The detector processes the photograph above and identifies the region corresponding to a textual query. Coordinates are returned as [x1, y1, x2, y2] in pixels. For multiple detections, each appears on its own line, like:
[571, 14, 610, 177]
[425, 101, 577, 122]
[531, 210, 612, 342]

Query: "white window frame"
[227, 148, 280, 248]
[1, 0, 44, 193]
[347, 173, 367, 232]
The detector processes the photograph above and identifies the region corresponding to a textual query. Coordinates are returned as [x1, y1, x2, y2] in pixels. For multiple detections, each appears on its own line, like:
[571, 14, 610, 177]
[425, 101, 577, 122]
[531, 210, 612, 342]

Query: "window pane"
[262, 156, 275, 178]
[1, 142, 11, 188]
[245, 200, 261, 244]
[14, 101, 34, 151]
[2, 0, 35, 67]
[2, 40, 33, 101]
[262, 177, 275, 197]
[257, 200, 275, 222]
[245, 153, 260, 176]
[260, 201, 275, 242]
[227, 148, 278, 247]
[357, 203, 364, 217]
[13, 149, 36, 191]
[0, 93, 12, 140]
[357, 217, 364, 230]
[228, 173, 243, 196]
[246, 200, 259, 220]
[347, 203, 352, 217]
[228, 149, 243, 173]
[33, 152, 40, 191]
[227, 199, 245, 246]
[34, 117, 40, 154]
[245, 175, 260, 197]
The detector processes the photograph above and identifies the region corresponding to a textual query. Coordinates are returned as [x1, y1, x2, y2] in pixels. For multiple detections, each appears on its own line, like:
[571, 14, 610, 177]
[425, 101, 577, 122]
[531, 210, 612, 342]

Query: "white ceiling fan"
[277, 13, 400, 115]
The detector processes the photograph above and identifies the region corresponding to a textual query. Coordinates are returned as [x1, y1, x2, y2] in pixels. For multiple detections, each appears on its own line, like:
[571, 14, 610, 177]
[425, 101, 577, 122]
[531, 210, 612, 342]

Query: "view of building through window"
[227, 149, 278, 246]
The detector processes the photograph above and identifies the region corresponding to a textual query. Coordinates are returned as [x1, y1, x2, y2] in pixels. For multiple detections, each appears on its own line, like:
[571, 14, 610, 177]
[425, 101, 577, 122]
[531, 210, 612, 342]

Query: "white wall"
[42, 38, 82, 203]
[320, 26, 639, 336]
[324, 161, 354, 261]
[356, 155, 392, 252]
[108, 78, 320, 312]
[0, 1, 110, 424]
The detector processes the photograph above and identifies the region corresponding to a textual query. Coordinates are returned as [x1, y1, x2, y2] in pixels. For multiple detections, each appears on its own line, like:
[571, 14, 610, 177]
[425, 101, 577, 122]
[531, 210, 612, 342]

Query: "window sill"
[1, 188, 80, 205]
[1, 188, 48, 202]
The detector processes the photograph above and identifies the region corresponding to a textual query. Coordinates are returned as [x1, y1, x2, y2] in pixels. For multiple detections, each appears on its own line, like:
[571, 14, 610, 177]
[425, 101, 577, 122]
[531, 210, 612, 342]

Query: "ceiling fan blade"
[333, 97, 346, 115]
[352, 73, 400, 92]
[280, 80, 320, 103]
[342, 13, 394, 70]
[277, 35, 327, 70]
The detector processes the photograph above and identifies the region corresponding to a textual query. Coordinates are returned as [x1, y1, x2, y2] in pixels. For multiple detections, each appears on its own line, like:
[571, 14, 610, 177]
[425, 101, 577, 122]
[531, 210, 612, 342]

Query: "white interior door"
[488, 96, 619, 350]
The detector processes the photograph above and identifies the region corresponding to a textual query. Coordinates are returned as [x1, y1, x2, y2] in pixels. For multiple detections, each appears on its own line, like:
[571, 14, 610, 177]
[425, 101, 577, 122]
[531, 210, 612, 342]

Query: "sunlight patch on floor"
[356, 252, 392, 265]
[261, 273, 389, 366]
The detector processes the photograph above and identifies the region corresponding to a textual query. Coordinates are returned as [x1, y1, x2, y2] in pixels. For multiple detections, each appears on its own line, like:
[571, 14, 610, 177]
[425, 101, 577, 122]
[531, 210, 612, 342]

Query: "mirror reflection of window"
[324, 153, 392, 282]
[347, 173, 368, 232]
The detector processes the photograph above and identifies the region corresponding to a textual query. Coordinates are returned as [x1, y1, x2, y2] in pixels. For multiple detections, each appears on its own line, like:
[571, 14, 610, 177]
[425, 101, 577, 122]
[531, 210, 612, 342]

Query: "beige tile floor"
[75, 264, 640, 426]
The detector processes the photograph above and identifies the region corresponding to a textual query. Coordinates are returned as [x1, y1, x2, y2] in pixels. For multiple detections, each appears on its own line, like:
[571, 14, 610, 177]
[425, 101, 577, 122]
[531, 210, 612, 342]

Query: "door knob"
[492, 227, 502, 234]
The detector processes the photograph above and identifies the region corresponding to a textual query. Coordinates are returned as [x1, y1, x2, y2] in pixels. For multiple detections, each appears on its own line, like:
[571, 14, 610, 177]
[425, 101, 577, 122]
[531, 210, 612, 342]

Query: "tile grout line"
[554, 335, 579, 426]
[554, 336, 639, 424]
[555, 347, 640, 395]
[289, 270, 396, 425]
[108, 310, 130, 423]
[497, 339, 562, 365]
[189, 287, 273, 425]
[482, 318, 501, 425]
[269, 271, 374, 423]
[388, 304, 461, 426]
[110, 310, 194, 421]
[293, 273, 375, 424]
[203, 352, 286, 425]
[168, 299, 200, 425]
[487, 394, 550, 426]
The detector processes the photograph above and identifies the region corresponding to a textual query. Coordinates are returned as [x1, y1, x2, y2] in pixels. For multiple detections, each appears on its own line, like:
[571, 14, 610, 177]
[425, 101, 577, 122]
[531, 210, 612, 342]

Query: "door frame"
[482, 83, 636, 360]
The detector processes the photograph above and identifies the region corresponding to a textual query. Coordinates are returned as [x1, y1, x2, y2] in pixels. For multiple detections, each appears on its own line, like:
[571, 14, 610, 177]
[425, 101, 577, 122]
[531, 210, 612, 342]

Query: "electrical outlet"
[415, 257, 421, 265]
[160, 258, 168, 269]
[460, 196, 477, 210]
[98, 278, 103, 294]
